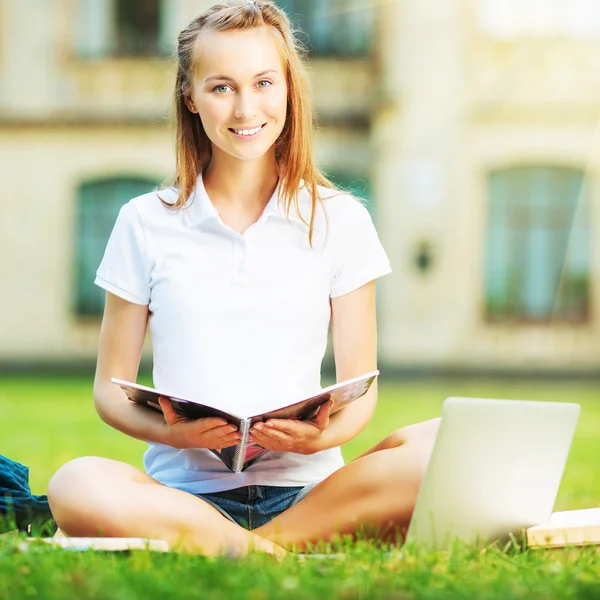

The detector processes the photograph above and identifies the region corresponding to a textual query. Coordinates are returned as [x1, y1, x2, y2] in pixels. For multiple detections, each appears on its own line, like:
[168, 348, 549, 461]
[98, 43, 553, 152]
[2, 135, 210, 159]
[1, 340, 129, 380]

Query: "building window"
[115, 0, 161, 56]
[74, 177, 158, 317]
[477, 0, 600, 38]
[277, 0, 373, 56]
[484, 166, 590, 323]
[77, 0, 173, 58]
[326, 171, 374, 216]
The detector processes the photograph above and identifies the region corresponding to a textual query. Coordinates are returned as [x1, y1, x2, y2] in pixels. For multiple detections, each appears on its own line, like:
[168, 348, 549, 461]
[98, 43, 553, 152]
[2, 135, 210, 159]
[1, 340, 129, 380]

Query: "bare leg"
[47, 457, 285, 557]
[255, 418, 441, 550]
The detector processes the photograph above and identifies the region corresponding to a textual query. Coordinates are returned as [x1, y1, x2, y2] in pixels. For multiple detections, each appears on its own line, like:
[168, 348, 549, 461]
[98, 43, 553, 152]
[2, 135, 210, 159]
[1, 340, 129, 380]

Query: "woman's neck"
[203, 151, 279, 214]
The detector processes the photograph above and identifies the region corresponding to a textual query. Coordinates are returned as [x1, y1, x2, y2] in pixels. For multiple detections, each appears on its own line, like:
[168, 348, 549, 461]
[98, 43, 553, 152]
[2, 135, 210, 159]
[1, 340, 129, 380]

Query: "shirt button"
[233, 241, 246, 274]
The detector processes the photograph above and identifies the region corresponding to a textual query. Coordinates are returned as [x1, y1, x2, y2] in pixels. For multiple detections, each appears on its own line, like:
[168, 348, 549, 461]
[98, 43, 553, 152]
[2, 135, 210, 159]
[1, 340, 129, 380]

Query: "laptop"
[404, 397, 580, 549]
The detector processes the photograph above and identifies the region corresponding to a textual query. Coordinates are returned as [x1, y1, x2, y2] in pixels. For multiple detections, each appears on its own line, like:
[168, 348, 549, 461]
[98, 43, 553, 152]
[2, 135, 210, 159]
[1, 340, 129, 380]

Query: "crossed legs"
[47, 457, 285, 557]
[47, 418, 440, 555]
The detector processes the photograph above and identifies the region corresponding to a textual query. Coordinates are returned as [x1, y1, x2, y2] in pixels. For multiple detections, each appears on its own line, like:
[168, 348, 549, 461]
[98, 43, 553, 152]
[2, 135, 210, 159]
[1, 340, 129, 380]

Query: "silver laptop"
[405, 397, 580, 549]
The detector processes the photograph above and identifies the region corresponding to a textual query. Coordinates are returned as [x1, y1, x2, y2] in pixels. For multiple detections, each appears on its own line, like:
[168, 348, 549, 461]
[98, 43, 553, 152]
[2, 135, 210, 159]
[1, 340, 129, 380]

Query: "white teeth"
[233, 125, 262, 136]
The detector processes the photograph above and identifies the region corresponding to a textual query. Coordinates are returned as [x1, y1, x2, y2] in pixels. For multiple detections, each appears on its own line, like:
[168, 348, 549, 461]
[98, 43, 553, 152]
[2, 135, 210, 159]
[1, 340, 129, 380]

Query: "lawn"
[1, 374, 599, 599]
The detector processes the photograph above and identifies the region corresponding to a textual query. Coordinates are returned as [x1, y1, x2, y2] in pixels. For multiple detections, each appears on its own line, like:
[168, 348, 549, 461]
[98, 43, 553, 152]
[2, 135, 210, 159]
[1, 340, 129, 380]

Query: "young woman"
[48, 1, 440, 556]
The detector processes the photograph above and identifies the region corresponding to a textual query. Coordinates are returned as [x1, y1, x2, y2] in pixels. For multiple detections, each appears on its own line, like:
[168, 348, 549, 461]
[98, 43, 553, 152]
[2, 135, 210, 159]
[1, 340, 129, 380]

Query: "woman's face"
[188, 27, 288, 163]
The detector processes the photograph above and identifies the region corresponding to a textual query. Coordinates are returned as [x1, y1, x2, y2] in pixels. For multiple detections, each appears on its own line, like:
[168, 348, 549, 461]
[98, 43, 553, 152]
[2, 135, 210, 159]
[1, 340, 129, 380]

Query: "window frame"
[483, 165, 591, 325]
[477, 0, 600, 39]
[73, 176, 160, 319]
[277, 0, 374, 57]
[76, 0, 174, 60]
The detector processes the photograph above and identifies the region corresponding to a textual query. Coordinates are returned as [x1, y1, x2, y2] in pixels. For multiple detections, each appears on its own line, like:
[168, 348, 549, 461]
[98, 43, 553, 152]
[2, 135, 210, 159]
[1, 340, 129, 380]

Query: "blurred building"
[1, 0, 600, 374]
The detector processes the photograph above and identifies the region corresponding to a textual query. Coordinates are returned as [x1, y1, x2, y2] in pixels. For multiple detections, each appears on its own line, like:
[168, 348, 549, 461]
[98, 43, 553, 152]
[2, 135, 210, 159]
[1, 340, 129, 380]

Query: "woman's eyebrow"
[204, 69, 280, 83]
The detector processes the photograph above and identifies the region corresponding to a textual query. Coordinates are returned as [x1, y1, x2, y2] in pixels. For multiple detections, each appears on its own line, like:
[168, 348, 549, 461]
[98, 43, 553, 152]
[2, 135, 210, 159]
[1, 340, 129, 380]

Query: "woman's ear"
[184, 96, 197, 113]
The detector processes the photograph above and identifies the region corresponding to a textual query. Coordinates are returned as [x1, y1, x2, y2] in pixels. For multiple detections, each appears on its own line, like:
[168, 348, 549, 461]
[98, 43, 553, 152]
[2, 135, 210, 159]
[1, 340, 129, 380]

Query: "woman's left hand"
[248, 400, 334, 455]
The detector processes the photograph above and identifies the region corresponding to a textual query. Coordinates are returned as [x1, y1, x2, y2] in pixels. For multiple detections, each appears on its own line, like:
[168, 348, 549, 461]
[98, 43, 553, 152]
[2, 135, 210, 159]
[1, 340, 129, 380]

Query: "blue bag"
[0, 455, 56, 535]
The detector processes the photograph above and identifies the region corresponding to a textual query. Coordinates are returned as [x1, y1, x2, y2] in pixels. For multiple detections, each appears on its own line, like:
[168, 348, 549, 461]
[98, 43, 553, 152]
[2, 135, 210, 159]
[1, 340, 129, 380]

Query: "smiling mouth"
[228, 123, 267, 137]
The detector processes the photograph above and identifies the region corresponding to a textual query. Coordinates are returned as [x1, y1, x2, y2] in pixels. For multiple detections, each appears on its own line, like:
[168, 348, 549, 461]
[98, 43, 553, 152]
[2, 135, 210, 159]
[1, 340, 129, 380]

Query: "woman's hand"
[248, 400, 334, 455]
[159, 398, 242, 450]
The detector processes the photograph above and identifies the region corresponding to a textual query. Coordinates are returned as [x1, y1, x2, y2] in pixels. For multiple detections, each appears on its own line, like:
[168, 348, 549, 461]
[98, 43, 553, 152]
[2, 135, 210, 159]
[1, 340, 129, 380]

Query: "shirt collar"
[183, 173, 305, 228]
[183, 173, 220, 227]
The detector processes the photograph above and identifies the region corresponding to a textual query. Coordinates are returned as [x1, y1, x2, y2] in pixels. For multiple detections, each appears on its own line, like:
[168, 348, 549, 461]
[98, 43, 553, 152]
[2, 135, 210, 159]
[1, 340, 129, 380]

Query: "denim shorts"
[195, 483, 317, 530]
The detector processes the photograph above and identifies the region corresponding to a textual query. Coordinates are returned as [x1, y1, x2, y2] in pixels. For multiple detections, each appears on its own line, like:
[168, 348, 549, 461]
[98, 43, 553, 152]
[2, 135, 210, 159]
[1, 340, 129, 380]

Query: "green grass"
[1, 375, 599, 599]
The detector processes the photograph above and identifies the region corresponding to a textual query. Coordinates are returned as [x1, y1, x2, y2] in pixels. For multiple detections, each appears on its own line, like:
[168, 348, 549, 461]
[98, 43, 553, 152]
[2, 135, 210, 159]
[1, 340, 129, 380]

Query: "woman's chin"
[224, 146, 275, 163]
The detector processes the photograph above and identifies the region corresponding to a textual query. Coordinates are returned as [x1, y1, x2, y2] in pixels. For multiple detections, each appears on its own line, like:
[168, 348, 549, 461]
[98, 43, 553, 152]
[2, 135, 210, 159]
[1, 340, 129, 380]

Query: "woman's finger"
[158, 397, 179, 425]
[315, 399, 334, 430]
[247, 433, 277, 451]
[211, 438, 241, 449]
[248, 429, 271, 445]
[252, 425, 294, 444]
[192, 418, 232, 433]
[262, 419, 302, 434]
[206, 426, 240, 443]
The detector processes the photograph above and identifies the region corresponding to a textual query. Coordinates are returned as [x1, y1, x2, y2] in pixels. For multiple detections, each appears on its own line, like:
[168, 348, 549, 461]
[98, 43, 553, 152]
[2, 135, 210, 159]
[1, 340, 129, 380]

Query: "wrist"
[161, 421, 180, 448]
[311, 427, 351, 453]
[305, 431, 331, 454]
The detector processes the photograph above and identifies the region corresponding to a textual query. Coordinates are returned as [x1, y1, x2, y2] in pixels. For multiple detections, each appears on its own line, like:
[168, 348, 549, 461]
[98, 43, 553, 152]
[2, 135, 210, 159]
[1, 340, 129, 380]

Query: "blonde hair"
[164, 0, 337, 244]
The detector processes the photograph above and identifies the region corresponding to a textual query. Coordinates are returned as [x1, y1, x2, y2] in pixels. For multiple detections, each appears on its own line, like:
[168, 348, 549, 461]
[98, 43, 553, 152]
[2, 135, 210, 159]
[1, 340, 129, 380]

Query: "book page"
[249, 372, 378, 422]
[113, 380, 242, 424]
[20, 538, 169, 552]
[169, 399, 243, 426]
[545, 508, 600, 528]
[209, 447, 237, 471]
[240, 443, 270, 471]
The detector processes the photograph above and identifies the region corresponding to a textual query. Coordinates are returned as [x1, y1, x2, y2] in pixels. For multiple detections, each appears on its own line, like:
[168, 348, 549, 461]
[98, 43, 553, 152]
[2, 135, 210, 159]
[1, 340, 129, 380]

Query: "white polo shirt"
[95, 174, 391, 494]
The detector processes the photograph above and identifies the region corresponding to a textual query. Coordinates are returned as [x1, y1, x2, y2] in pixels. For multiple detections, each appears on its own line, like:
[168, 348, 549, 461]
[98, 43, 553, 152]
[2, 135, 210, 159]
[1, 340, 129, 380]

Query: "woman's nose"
[234, 90, 257, 121]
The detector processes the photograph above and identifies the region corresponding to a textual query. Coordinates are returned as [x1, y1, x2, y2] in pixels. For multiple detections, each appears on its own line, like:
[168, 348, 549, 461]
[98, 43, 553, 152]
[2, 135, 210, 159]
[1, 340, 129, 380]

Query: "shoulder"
[128, 186, 178, 213]
[296, 183, 369, 219]
[124, 187, 180, 225]
[293, 184, 374, 246]
[315, 185, 373, 228]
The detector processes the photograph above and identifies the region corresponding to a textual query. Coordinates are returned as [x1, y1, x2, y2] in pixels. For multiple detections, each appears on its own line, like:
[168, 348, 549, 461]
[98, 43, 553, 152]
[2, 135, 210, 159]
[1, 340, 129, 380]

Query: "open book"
[526, 508, 600, 549]
[18, 537, 169, 553]
[112, 371, 379, 473]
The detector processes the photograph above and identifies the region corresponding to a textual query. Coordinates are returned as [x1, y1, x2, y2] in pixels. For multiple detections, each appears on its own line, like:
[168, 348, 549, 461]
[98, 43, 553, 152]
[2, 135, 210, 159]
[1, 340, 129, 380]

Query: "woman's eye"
[213, 85, 231, 93]
[257, 80, 272, 89]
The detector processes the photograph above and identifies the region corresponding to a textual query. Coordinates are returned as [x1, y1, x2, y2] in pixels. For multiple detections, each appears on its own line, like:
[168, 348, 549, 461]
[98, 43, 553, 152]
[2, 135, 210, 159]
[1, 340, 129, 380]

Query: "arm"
[249, 280, 379, 453]
[315, 279, 379, 450]
[93, 291, 169, 444]
[94, 292, 240, 449]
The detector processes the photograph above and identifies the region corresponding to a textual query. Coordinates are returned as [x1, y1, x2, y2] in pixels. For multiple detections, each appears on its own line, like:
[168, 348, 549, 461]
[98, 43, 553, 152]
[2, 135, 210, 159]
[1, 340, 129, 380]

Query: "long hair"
[164, 0, 338, 244]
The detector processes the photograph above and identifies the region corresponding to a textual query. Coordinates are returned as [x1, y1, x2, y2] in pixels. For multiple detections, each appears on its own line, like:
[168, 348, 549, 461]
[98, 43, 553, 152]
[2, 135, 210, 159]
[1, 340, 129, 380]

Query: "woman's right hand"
[158, 398, 242, 449]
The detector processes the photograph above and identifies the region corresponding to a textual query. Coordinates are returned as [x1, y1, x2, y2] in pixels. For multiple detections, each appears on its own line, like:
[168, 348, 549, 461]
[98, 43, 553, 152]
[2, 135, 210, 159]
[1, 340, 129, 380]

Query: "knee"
[373, 419, 442, 508]
[384, 417, 441, 451]
[47, 457, 112, 535]
[48, 457, 103, 501]
[377, 429, 408, 451]
[391, 419, 443, 510]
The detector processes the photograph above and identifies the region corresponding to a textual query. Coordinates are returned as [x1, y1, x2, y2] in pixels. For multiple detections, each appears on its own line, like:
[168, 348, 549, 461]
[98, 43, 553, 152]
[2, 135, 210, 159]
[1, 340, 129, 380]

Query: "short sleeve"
[94, 201, 151, 305]
[330, 201, 392, 298]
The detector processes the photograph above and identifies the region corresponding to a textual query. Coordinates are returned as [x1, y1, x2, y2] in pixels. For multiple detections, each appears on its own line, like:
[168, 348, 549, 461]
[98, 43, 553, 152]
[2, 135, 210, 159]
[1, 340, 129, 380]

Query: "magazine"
[112, 371, 379, 473]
